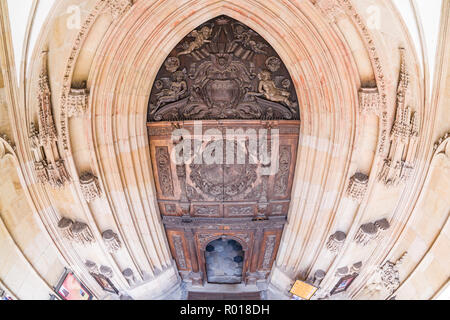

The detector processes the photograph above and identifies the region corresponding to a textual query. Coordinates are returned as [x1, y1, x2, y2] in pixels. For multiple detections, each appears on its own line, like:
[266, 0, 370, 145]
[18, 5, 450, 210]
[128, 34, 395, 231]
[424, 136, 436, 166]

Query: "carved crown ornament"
[147, 16, 300, 122]
[57, 217, 95, 246]
[378, 48, 419, 187]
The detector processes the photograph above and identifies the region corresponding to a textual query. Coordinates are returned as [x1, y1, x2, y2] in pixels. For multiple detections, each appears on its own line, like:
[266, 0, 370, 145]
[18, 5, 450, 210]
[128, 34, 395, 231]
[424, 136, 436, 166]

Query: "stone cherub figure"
[177, 26, 213, 56]
[253, 70, 294, 109]
[154, 70, 188, 108]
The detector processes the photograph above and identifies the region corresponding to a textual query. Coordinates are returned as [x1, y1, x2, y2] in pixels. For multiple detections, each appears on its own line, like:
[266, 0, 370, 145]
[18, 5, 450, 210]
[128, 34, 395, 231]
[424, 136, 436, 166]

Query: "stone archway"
[205, 237, 245, 284]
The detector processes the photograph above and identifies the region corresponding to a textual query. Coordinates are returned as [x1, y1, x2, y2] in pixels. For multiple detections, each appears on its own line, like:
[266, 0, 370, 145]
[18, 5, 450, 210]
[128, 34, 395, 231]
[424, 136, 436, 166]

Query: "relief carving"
[354, 218, 390, 246]
[262, 235, 277, 269]
[80, 171, 102, 202]
[274, 145, 291, 197]
[359, 87, 380, 114]
[193, 206, 219, 217]
[173, 235, 187, 269]
[347, 172, 369, 202]
[326, 231, 346, 253]
[106, 0, 134, 20]
[67, 87, 89, 117]
[33, 51, 71, 188]
[378, 49, 419, 187]
[148, 16, 299, 121]
[156, 146, 174, 196]
[102, 229, 122, 253]
[58, 217, 95, 246]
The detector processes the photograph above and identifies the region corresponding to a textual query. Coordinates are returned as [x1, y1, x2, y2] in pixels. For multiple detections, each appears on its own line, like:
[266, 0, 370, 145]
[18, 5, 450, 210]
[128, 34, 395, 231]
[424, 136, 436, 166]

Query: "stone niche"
[147, 16, 300, 286]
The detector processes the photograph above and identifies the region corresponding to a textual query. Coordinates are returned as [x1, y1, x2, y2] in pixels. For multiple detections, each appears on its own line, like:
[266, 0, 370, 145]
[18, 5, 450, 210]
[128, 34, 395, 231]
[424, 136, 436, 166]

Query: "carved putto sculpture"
[148, 16, 299, 121]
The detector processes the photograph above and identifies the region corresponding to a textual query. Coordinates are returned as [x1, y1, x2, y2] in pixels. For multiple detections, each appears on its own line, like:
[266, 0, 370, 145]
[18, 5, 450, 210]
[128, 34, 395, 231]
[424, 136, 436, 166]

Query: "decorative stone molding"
[79, 172, 102, 202]
[326, 231, 346, 253]
[378, 48, 419, 187]
[102, 229, 121, 253]
[354, 219, 390, 246]
[122, 268, 137, 286]
[67, 87, 89, 117]
[347, 172, 369, 202]
[99, 265, 114, 278]
[106, 0, 134, 20]
[58, 217, 95, 246]
[359, 87, 380, 114]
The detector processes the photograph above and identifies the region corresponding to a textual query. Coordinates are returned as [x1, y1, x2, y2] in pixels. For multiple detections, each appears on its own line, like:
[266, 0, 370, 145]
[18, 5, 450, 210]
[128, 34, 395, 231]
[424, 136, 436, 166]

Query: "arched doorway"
[147, 15, 299, 287]
[205, 238, 244, 284]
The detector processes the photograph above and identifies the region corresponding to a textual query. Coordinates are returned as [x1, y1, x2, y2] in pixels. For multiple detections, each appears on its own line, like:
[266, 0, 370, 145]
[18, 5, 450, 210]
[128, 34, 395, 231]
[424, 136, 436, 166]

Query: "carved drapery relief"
[122, 268, 137, 286]
[156, 146, 174, 197]
[147, 16, 299, 121]
[58, 217, 95, 246]
[354, 218, 390, 246]
[347, 172, 369, 202]
[67, 87, 89, 117]
[359, 87, 380, 114]
[102, 230, 122, 253]
[379, 252, 407, 293]
[378, 49, 419, 187]
[32, 51, 71, 188]
[326, 231, 346, 253]
[262, 235, 277, 269]
[80, 172, 102, 202]
[173, 235, 187, 269]
[365, 252, 407, 295]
